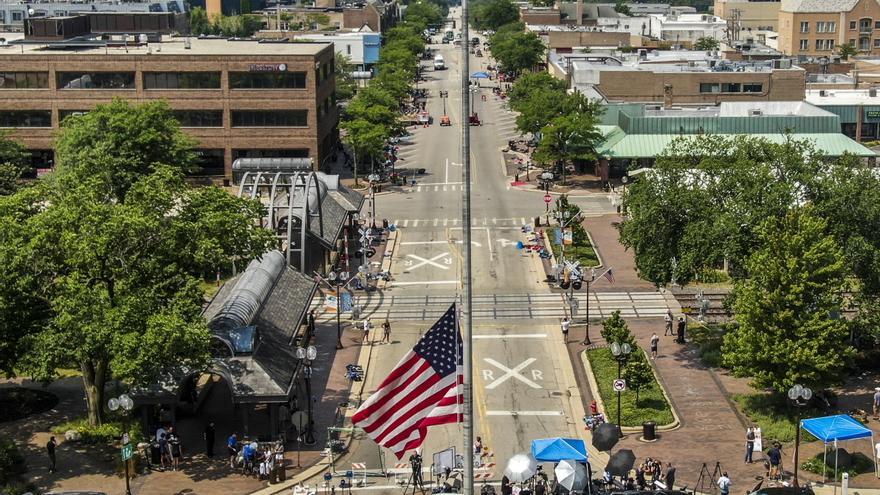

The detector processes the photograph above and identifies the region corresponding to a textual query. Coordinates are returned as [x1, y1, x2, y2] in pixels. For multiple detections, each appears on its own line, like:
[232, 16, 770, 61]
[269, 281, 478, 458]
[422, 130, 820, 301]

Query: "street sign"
[121, 442, 133, 461]
[612, 379, 626, 392]
[292, 411, 309, 431]
[543, 194, 552, 204]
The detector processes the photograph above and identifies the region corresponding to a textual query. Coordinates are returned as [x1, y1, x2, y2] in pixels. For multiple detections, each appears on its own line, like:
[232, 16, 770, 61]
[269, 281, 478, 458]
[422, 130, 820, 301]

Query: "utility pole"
[459, 2, 474, 495]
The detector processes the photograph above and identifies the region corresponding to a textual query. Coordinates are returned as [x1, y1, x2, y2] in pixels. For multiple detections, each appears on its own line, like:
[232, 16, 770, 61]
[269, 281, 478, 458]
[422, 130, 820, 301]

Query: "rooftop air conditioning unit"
[646, 104, 662, 110]
[749, 109, 763, 116]
[819, 90, 827, 97]
[871, 88, 878, 97]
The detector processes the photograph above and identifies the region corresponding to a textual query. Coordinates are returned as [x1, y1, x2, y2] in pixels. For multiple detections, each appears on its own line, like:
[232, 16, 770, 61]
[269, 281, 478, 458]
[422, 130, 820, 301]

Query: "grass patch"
[801, 451, 875, 480]
[0, 387, 59, 423]
[586, 348, 673, 427]
[687, 323, 728, 368]
[548, 230, 599, 267]
[52, 417, 145, 445]
[732, 393, 821, 444]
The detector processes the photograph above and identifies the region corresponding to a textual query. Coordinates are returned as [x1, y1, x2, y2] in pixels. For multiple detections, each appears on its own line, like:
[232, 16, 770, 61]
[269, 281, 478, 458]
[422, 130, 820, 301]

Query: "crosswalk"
[388, 215, 607, 228]
[312, 291, 674, 321]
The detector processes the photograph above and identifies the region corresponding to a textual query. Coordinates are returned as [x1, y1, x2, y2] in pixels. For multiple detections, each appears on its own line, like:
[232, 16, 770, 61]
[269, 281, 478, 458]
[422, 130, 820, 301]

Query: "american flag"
[601, 268, 615, 284]
[352, 304, 463, 459]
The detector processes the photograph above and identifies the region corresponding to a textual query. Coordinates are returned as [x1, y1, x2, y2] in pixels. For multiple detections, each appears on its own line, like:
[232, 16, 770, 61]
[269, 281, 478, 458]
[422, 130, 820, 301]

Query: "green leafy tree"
[722, 208, 854, 393]
[600, 310, 637, 348]
[405, 0, 443, 27]
[613, 1, 632, 15]
[491, 30, 545, 74]
[0, 132, 30, 196]
[341, 118, 387, 187]
[507, 72, 567, 111]
[623, 359, 654, 405]
[2, 100, 275, 426]
[471, 0, 519, 30]
[335, 53, 358, 101]
[837, 42, 858, 61]
[694, 36, 720, 51]
[189, 7, 211, 35]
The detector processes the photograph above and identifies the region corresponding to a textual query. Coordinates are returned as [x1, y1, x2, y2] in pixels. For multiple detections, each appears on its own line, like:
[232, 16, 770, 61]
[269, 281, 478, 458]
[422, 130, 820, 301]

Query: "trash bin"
[643, 421, 656, 441]
[150, 443, 161, 465]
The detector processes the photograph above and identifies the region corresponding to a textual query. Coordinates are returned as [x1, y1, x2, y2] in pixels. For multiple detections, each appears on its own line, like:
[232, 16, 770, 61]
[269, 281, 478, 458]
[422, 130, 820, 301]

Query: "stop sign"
[544, 194, 552, 204]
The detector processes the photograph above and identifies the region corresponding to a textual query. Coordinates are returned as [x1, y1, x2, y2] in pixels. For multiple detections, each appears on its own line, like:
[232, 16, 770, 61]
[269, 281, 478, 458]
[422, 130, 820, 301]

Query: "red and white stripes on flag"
[352, 304, 463, 459]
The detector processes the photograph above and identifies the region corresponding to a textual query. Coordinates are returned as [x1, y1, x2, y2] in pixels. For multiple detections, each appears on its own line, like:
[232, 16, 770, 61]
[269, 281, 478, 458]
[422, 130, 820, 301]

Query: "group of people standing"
[610, 458, 677, 491]
[154, 424, 184, 471]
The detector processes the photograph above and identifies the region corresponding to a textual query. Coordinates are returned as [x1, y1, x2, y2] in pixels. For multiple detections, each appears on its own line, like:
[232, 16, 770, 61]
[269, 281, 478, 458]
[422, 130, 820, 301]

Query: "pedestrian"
[204, 422, 216, 458]
[47, 436, 57, 473]
[664, 310, 673, 336]
[717, 472, 731, 495]
[561, 317, 571, 343]
[169, 428, 182, 471]
[676, 317, 686, 344]
[745, 427, 755, 463]
[665, 463, 676, 490]
[873, 387, 880, 419]
[155, 424, 167, 443]
[382, 319, 391, 344]
[158, 431, 169, 471]
[635, 467, 646, 490]
[362, 318, 371, 345]
[650, 332, 660, 359]
[767, 442, 782, 480]
[228, 433, 239, 469]
[589, 400, 598, 416]
[473, 436, 483, 467]
[501, 475, 512, 495]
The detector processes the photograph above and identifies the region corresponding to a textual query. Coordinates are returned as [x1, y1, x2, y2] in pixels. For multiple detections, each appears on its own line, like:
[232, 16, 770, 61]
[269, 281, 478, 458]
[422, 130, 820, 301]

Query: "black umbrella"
[591, 423, 619, 452]
[606, 449, 636, 478]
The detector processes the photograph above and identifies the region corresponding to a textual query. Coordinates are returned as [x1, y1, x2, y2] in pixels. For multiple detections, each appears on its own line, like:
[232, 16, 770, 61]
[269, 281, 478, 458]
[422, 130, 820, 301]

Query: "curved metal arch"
[268, 172, 283, 229]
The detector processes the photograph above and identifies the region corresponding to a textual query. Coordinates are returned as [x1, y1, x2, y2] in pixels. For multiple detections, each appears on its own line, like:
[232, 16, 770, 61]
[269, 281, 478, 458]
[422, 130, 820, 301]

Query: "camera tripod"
[695, 462, 724, 495]
[403, 470, 426, 495]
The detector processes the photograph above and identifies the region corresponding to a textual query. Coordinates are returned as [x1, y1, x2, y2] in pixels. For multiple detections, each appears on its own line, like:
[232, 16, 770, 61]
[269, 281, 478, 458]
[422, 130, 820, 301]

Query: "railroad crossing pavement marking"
[482, 358, 542, 389]
[404, 253, 452, 271]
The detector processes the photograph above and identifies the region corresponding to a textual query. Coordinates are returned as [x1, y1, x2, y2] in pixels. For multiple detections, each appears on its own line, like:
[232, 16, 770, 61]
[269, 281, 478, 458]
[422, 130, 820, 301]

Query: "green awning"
[595, 132, 876, 159]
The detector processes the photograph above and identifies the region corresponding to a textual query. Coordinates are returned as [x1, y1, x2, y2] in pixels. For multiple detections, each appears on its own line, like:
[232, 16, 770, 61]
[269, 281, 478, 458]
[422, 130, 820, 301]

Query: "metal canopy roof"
[209, 250, 285, 335]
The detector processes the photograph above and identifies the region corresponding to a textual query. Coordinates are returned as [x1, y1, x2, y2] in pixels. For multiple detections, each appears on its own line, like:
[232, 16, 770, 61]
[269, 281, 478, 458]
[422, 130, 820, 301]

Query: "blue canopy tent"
[800, 414, 878, 484]
[531, 438, 588, 462]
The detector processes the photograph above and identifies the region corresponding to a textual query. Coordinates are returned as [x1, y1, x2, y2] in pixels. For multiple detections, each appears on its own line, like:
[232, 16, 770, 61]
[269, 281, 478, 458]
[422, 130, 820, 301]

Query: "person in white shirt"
[362, 318, 371, 344]
[155, 426, 167, 443]
[717, 472, 731, 495]
[561, 317, 571, 343]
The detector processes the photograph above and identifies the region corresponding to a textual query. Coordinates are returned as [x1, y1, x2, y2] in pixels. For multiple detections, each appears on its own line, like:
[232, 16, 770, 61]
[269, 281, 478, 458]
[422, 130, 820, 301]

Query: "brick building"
[778, 0, 880, 57]
[0, 30, 338, 178]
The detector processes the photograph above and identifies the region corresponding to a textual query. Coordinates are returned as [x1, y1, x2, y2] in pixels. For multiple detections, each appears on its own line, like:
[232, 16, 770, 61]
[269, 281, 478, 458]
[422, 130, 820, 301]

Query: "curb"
[579, 348, 680, 434]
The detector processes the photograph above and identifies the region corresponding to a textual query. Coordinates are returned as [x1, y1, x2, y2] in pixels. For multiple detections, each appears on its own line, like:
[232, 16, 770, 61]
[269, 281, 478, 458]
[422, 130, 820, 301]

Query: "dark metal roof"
[208, 250, 285, 334]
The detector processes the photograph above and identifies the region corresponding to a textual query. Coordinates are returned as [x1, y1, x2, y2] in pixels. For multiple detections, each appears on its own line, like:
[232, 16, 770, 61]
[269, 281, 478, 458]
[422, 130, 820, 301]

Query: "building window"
[743, 83, 763, 93]
[11, 11, 23, 21]
[171, 110, 223, 127]
[193, 149, 225, 176]
[0, 72, 49, 89]
[874, 38, 880, 48]
[875, 21, 880, 29]
[721, 83, 741, 92]
[0, 110, 52, 128]
[346, 45, 351, 55]
[860, 18, 873, 32]
[229, 72, 307, 89]
[231, 110, 308, 127]
[850, 21, 857, 30]
[816, 39, 834, 50]
[699, 83, 721, 93]
[57, 72, 136, 89]
[59, 110, 89, 122]
[143, 72, 221, 89]
[800, 21, 809, 33]
[799, 39, 809, 50]
[817, 22, 836, 33]
[860, 37, 871, 50]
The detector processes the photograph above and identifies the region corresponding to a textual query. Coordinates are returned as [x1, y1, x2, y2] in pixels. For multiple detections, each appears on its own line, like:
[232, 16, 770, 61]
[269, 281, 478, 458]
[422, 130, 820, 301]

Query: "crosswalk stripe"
[443, 218, 448, 226]
[412, 219, 419, 227]
[434, 186, 439, 191]
[434, 218, 439, 226]
[417, 186, 422, 192]
[403, 219, 409, 227]
[443, 186, 447, 192]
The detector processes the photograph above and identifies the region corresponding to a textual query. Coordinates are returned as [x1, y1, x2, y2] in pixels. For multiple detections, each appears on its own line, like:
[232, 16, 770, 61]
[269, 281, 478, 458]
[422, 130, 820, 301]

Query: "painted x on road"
[405, 253, 451, 271]
[482, 358, 541, 389]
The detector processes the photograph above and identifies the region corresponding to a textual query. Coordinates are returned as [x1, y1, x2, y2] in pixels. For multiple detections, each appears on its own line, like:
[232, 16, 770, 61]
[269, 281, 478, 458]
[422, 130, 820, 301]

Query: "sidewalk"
[580, 213, 659, 292]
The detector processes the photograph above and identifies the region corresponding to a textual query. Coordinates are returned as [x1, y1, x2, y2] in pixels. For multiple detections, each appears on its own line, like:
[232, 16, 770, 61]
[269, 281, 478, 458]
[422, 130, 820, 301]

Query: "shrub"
[0, 436, 29, 493]
[688, 323, 729, 368]
[586, 348, 673, 426]
[801, 451, 874, 480]
[52, 417, 145, 445]
[732, 393, 822, 443]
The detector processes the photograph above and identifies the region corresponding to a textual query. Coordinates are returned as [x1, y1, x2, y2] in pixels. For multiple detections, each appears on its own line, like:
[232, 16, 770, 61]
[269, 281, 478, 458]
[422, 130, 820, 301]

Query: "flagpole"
[459, 0, 474, 493]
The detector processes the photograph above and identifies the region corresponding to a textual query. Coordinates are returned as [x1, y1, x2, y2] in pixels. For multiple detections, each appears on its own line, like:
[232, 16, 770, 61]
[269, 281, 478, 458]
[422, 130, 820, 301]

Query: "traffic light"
[572, 278, 582, 290]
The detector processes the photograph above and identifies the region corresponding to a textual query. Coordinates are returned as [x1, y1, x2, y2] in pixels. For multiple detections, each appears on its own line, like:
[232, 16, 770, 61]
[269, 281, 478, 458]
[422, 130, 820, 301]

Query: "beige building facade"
[778, 0, 880, 57]
[714, 0, 781, 30]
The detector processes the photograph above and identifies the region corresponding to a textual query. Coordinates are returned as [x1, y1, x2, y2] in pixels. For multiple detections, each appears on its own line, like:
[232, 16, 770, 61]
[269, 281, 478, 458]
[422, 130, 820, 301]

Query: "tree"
[721, 208, 854, 393]
[341, 118, 387, 186]
[335, 53, 357, 101]
[507, 72, 568, 112]
[189, 7, 211, 35]
[837, 42, 858, 61]
[471, 0, 519, 30]
[491, 30, 545, 74]
[600, 310, 637, 348]
[0, 132, 30, 196]
[623, 359, 653, 405]
[613, 1, 632, 16]
[694, 36, 720, 51]
[405, 0, 443, 27]
[1, 100, 275, 426]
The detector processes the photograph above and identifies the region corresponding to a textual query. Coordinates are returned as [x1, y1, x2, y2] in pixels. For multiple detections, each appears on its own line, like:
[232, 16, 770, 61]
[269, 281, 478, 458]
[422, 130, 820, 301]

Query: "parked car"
[440, 115, 451, 126]
[748, 487, 816, 495]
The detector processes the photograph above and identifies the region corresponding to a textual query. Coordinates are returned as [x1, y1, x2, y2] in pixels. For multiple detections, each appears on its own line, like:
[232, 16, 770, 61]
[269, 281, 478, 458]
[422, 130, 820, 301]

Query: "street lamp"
[296, 345, 319, 445]
[108, 393, 134, 495]
[326, 268, 350, 350]
[367, 174, 380, 229]
[610, 342, 632, 437]
[788, 384, 813, 488]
